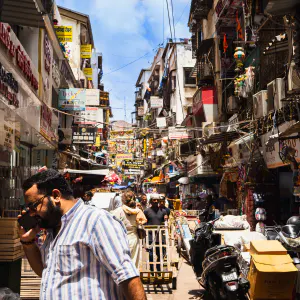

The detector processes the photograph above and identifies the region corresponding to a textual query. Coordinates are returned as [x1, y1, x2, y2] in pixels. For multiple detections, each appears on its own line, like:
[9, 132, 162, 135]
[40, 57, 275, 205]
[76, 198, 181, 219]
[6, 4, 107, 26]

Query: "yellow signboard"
[54, 26, 73, 42]
[83, 68, 93, 80]
[81, 44, 92, 58]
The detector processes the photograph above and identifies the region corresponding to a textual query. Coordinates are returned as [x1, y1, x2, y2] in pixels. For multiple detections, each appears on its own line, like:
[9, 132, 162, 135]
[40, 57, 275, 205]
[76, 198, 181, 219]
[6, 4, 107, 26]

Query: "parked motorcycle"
[200, 245, 250, 300]
[189, 218, 221, 278]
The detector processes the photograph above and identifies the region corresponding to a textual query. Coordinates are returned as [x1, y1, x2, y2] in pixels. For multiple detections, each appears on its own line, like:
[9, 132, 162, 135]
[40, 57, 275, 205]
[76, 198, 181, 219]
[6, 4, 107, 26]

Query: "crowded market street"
[1, 0, 300, 299]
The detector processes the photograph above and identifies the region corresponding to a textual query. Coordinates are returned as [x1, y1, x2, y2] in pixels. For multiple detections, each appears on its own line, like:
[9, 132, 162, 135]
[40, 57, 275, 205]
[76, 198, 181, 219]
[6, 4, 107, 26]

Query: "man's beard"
[36, 199, 63, 229]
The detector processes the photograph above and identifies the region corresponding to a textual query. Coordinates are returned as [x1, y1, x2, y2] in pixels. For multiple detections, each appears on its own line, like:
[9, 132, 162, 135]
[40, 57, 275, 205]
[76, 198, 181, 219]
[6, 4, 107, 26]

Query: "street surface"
[145, 259, 203, 300]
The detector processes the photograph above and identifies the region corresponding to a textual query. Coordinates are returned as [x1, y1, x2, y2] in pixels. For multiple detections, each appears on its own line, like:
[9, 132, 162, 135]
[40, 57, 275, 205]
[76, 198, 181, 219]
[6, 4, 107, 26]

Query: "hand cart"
[139, 225, 178, 289]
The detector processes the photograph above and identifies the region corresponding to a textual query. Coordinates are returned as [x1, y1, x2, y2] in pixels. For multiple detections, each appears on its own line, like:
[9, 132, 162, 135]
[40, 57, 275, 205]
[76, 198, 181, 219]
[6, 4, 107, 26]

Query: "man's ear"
[52, 189, 62, 204]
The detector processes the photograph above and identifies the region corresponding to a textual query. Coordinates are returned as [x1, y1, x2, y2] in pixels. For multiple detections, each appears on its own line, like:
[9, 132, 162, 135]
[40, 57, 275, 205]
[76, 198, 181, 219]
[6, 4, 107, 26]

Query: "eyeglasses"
[26, 195, 48, 211]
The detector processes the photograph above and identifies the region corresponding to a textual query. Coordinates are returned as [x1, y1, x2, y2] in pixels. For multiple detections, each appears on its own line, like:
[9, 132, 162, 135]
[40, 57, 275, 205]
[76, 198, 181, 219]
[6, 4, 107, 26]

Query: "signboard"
[115, 153, 133, 166]
[54, 26, 73, 42]
[72, 127, 96, 144]
[80, 44, 92, 58]
[168, 127, 193, 140]
[0, 23, 38, 93]
[137, 106, 144, 117]
[83, 68, 93, 80]
[150, 97, 163, 108]
[123, 159, 144, 175]
[74, 107, 103, 125]
[86, 89, 100, 106]
[261, 121, 300, 168]
[58, 88, 86, 111]
[157, 117, 166, 128]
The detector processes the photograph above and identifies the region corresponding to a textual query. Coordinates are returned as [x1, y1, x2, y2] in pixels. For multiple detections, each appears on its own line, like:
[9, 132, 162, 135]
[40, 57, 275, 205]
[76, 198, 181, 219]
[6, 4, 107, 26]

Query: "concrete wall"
[169, 44, 196, 125]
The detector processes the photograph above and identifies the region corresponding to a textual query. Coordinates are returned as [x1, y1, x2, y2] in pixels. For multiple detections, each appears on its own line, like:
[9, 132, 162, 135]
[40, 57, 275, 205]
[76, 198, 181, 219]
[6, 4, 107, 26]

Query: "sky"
[56, 0, 191, 122]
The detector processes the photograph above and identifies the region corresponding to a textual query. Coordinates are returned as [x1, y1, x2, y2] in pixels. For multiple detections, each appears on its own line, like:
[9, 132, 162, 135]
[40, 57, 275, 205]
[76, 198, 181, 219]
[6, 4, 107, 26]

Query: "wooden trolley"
[139, 225, 178, 289]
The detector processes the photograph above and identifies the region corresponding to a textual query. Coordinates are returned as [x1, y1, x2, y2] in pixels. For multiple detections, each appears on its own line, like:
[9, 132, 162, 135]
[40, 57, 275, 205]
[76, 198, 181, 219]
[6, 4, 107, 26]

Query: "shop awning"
[64, 169, 109, 176]
[197, 38, 214, 58]
[0, 0, 48, 28]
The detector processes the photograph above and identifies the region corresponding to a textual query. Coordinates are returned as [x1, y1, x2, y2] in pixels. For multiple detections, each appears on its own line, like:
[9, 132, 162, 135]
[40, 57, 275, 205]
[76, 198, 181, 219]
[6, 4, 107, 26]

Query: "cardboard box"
[250, 240, 287, 255]
[248, 254, 297, 299]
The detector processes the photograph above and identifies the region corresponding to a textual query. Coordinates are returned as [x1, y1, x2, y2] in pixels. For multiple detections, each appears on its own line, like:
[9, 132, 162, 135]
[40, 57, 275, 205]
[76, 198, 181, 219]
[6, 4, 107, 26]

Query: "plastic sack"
[240, 231, 266, 245]
[0, 288, 20, 300]
[214, 215, 250, 229]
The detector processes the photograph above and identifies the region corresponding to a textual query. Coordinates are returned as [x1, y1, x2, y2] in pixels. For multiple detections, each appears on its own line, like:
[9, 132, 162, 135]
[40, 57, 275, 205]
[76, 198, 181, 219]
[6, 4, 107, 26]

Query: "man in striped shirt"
[18, 169, 146, 300]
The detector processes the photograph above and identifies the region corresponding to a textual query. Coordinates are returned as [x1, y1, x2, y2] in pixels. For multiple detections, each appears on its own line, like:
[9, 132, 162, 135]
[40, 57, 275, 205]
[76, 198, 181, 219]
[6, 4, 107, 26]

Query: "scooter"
[201, 245, 250, 300]
[189, 218, 221, 278]
[265, 223, 300, 264]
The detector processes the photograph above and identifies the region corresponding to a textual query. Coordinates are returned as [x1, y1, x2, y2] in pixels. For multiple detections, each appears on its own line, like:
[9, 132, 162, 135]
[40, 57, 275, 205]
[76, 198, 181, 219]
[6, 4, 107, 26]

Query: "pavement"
[145, 259, 203, 300]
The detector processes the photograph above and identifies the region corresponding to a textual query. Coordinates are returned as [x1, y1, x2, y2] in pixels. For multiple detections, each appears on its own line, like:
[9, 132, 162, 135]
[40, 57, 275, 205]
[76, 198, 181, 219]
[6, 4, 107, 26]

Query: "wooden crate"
[20, 258, 41, 299]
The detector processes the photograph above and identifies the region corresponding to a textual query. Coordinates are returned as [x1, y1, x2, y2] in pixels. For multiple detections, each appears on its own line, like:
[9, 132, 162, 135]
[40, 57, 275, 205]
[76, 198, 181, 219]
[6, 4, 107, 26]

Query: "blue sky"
[56, 0, 191, 121]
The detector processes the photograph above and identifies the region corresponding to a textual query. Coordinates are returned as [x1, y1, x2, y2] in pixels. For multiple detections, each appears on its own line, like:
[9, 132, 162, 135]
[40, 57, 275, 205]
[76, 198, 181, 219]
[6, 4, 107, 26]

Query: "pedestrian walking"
[82, 191, 93, 205]
[111, 191, 147, 268]
[18, 169, 146, 300]
[139, 193, 148, 211]
[144, 195, 168, 273]
[159, 197, 171, 216]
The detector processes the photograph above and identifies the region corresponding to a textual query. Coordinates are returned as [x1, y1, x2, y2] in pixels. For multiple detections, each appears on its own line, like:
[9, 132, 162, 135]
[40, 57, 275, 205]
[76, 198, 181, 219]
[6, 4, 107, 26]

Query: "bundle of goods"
[248, 240, 298, 299]
[214, 215, 250, 230]
[0, 218, 24, 262]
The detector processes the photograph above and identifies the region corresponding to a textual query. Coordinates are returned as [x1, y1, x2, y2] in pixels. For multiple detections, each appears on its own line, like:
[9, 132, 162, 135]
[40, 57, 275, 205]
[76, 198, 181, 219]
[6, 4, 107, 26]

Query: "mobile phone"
[18, 212, 38, 232]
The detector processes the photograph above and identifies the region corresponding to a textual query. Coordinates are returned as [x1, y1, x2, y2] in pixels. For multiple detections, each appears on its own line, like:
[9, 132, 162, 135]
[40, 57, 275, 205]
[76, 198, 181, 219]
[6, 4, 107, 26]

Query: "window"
[184, 68, 196, 85]
[171, 75, 177, 91]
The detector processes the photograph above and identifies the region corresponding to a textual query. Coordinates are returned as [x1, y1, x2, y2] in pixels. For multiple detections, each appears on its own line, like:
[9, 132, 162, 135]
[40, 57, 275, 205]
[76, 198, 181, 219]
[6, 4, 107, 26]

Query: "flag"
[236, 11, 244, 40]
[223, 34, 228, 53]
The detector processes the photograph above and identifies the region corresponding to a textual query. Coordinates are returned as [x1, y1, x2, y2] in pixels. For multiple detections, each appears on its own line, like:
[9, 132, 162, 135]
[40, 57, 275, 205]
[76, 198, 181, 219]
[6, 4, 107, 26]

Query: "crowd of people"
[18, 169, 171, 300]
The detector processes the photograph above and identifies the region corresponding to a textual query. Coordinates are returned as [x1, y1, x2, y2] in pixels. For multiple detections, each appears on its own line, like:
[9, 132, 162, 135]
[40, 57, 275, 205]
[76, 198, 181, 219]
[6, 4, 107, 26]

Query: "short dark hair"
[22, 169, 73, 200]
[84, 191, 93, 198]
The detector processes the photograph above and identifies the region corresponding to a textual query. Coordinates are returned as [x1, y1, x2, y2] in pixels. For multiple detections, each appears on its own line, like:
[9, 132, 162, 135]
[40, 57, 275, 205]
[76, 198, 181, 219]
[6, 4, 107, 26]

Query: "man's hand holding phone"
[18, 210, 40, 246]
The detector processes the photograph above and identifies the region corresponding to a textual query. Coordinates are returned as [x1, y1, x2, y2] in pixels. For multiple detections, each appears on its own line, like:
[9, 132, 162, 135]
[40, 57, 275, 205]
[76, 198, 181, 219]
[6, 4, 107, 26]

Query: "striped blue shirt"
[39, 199, 139, 300]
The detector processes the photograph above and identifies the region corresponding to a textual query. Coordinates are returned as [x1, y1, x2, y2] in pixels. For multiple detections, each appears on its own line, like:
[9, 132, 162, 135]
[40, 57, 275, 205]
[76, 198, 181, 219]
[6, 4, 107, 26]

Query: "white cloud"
[56, 0, 191, 121]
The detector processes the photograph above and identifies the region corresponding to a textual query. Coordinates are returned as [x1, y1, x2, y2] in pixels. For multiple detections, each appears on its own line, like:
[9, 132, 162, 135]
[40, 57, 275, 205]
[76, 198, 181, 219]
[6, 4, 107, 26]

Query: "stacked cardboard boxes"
[248, 240, 297, 299]
[0, 218, 24, 261]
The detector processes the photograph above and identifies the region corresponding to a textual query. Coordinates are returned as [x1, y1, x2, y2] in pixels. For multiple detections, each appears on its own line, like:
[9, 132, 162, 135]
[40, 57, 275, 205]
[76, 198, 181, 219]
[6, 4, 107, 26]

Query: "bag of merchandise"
[214, 215, 250, 230]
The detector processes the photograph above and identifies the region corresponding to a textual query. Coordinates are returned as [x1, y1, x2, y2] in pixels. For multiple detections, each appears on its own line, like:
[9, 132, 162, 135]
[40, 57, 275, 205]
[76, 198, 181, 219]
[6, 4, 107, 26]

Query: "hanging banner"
[54, 26, 73, 42]
[72, 127, 96, 144]
[150, 97, 163, 108]
[83, 68, 93, 80]
[157, 117, 167, 128]
[168, 127, 193, 140]
[58, 88, 86, 111]
[122, 159, 144, 175]
[80, 44, 92, 58]
[86, 89, 100, 106]
[74, 107, 103, 125]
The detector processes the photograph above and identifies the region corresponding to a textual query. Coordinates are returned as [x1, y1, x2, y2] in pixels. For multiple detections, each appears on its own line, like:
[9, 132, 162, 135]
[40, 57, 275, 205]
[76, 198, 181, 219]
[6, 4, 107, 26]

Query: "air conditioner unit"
[288, 61, 300, 93]
[227, 96, 239, 113]
[267, 78, 286, 111]
[253, 90, 268, 118]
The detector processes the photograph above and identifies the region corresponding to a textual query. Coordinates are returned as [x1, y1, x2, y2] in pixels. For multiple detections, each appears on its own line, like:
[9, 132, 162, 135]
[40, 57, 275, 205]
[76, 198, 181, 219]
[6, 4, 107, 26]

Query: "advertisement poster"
[74, 107, 103, 125]
[80, 44, 92, 58]
[54, 26, 73, 42]
[72, 127, 96, 144]
[169, 127, 193, 140]
[137, 106, 144, 117]
[150, 97, 163, 108]
[115, 153, 133, 166]
[58, 88, 86, 111]
[83, 68, 93, 80]
[86, 89, 100, 106]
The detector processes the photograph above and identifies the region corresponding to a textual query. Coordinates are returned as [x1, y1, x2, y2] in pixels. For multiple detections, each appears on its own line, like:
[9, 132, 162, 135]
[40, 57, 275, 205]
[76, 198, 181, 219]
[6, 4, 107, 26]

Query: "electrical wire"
[103, 45, 162, 77]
